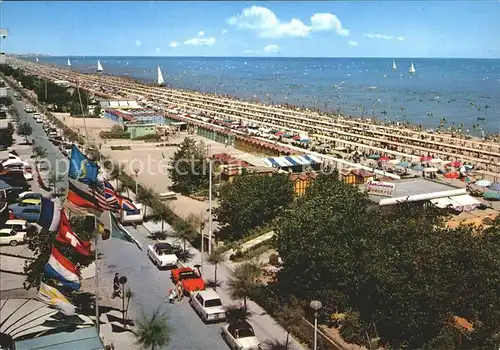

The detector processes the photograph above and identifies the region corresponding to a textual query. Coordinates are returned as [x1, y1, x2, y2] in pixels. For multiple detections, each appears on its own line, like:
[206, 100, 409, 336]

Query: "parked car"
[171, 267, 205, 294]
[18, 191, 41, 200]
[0, 228, 26, 246]
[189, 290, 226, 323]
[8, 200, 41, 222]
[3, 219, 37, 236]
[221, 321, 262, 350]
[147, 242, 179, 269]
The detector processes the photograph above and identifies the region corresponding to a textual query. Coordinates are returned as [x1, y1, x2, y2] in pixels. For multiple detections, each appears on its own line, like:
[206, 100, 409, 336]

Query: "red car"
[171, 267, 206, 293]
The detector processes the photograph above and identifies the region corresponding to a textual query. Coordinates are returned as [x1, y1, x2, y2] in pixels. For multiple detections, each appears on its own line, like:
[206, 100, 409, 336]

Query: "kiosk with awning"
[261, 154, 322, 172]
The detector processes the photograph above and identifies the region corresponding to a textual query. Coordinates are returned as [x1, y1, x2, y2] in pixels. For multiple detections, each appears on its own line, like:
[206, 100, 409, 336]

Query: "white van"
[119, 203, 144, 225]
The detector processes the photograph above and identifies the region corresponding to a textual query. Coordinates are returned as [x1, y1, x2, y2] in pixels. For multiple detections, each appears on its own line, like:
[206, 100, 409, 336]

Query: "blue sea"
[29, 56, 500, 134]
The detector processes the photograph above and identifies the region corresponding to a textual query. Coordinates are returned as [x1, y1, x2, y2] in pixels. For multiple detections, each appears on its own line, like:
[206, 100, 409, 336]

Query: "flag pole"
[95, 233, 100, 332]
[208, 144, 213, 255]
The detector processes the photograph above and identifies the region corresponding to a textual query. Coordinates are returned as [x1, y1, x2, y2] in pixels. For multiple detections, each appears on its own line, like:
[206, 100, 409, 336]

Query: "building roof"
[290, 172, 319, 182]
[213, 153, 251, 167]
[341, 168, 374, 178]
[105, 109, 135, 122]
[99, 100, 140, 109]
[262, 154, 322, 168]
[15, 327, 103, 350]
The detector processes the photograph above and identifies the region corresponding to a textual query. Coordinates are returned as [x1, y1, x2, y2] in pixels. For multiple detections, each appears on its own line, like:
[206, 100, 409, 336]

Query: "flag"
[36, 165, 52, 192]
[103, 178, 118, 205]
[90, 181, 116, 211]
[69, 145, 99, 184]
[37, 197, 61, 232]
[44, 246, 81, 291]
[37, 282, 76, 316]
[118, 194, 138, 213]
[56, 210, 92, 256]
[97, 211, 142, 250]
[65, 179, 102, 216]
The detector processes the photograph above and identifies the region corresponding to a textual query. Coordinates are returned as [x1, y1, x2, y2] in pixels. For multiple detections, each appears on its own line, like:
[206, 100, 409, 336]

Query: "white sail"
[97, 60, 103, 72]
[67, 59, 71, 66]
[409, 61, 416, 74]
[36, 57, 39, 62]
[157, 66, 165, 85]
[392, 60, 397, 71]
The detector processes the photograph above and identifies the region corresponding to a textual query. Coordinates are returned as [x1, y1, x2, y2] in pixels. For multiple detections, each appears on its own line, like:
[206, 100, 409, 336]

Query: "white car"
[221, 321, 262, 350]
[3, 219, 35, 235]
[0, 228, 26, 246]
[190, 290, 226, 323]
[146, 242, 178, 268]
[23, 171, 33, 181]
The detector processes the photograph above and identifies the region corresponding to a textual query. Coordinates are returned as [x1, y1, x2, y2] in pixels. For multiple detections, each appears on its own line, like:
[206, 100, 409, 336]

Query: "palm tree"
[16, 122, 32, 144]
[105, 162, 125, 189]
[227, 261, 263, 313]
[150, 203, 172, 239]
[274, 297, 304, 349]
[134, 307, 170, 350]
[171, 214, 198, 262]
[135, 186, 156, 219]
[32, 144, 47, 164]
[207, 247, 225, 290]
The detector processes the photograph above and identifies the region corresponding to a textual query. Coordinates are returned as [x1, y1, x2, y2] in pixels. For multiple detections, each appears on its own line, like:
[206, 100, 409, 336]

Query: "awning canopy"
[431, 194, 482, 212]
[262, 154, 322, 168]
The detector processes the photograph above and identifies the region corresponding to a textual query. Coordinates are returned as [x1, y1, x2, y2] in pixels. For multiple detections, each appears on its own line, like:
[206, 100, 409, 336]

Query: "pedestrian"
[176, 281, 183, 301]
[111, 273, 121, 299]
[168, 289, 177, 304]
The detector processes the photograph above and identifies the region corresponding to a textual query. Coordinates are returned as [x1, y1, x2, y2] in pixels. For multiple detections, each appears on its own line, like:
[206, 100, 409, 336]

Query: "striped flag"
[118, 195, 138, 213]
[89, 182, 113, 211]
[37, 282, 76, 316]
[37, 197, 62, 232]
[44, 246, 81, 291]
[56, 210, 92, 256]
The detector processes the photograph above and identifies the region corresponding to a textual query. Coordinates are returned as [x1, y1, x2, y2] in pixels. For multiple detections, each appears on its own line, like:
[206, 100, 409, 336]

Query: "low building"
[99, 99, 141, 110]
[341, 168, 375, 185]
[105, 108, 166, 126]
[126, 123, 157, 139]
[219, 164, 278, 183]
[261, 154, 322, 173]
[290, 172, 319, 196]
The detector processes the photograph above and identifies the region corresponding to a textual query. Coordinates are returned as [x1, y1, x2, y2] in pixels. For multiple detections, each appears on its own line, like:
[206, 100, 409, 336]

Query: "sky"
[0, 1, 499, 58]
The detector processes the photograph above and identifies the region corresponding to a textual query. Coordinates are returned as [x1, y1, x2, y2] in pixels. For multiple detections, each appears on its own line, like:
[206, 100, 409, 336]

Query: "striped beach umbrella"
[397, 161, 411, 168]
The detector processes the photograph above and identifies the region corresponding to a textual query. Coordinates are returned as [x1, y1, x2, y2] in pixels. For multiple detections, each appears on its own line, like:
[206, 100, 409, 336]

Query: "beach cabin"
[261, 154, 322, 173]
[341, 168, 375, 185]
[290, 172, 319, 196]
[219, 165, 277, 183]
[126, 123, 157, 140]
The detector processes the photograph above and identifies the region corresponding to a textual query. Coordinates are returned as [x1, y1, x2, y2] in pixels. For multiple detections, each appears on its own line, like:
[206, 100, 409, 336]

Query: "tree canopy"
[168, 137, 209, 195]
[215, 173, 294, 241]
[16, 122, 32, 143]
[275, 173, 500, 349]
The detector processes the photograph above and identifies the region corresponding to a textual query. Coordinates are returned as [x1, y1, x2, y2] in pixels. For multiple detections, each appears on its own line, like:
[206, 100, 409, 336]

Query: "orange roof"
[452, 316, 473, 332]
[290, 172, 319, 181]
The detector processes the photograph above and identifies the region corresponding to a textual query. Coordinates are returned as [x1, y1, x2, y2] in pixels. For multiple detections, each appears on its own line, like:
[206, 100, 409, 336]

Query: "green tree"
[150, 202, 174, 238]
[274, 297, 305, 349]
[0, 122, 14, 148]
[171, 214, 198, 261]
[32, 144, 47, 164]
[93, 103, 102, 118]
[16, 122, 32, 143]
[134, 307, 170, 350]
[215, 173, 294, 241]
[23, 216, 94, 290]
[227, 261, 263, 313]
[135, 186, 156, 219]
[168, 137, 209, 195]
[207, 247, 225, 290]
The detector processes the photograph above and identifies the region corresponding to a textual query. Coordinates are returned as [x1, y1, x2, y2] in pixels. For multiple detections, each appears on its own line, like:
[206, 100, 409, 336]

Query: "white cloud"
[227, 6, 348, 39]
[221, 29, 228, 35]
[363, 32, 404, 41]
[263, 44, 279, 53]
[242, 49, 260, 54]
[197, 31, 205, 37]
[169, 41, 179, 48]
[184, 37, 216, 46]
[310, 13, 349, 36]
[156, 47, 161, 53]
[348, 40, 358, 47]
[135, 40, 142, 47]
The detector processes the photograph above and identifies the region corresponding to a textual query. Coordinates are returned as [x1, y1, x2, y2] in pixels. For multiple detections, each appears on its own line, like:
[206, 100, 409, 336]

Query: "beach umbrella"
[412, 165, 425, 171]
[275, 131, 284, 136]
[459, 165, 473, 173]
[446, 161, 462, 168]
[368, 154, 380, 160]
[284, 133, 293, 138]
[379, 156, 390, 162]
[388, 159, 401, 165]
[488, 183, 500, 192]
[397, 161, 411, 168]
[444, 171, 460, 179]
[421, 155, 433, 162]
[475, 179, 492, 187]
[483, 192, 500, 200]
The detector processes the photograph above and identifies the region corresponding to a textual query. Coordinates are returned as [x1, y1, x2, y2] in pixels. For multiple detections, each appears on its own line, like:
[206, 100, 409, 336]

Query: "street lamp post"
[98, 143, 102, 164]
[119, 276, 128, 323]
[310, 300, 322, 350]
[133, 168, 139, 195]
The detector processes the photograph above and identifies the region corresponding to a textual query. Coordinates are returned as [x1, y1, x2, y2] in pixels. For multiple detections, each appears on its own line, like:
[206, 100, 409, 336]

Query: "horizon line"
[7, 54, 500, 60]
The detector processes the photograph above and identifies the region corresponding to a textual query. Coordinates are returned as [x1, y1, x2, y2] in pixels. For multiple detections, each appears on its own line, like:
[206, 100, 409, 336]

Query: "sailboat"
[97, 60, 103, 72]
[157, 65, 165, 86]
[409, 61, 416, 74]
[67, 58, 72, 67]
[35, 57, 39, 62]
[392, 60, 397, 71]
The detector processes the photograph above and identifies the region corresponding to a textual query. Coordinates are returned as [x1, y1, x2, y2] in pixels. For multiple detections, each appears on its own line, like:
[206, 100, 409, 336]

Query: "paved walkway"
[143, 221, 305, 349]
